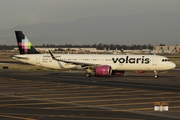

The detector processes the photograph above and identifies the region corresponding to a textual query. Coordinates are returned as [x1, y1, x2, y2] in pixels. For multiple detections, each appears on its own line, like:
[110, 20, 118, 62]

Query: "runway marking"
[42, 106, 90, 110]
[52, 115, 143, 120]
[1, 97, 179, 110]
[0, 88, 177, 96]
[1, 80, 178, 96]
[0, 114, 36, 120]
[12, 91, 152, 98]
[70, 96, 180, 103]
[82, 105, 180, 119]
[97, 100, 180, 107]
[121, 107, 153, 111]
[11, 90, 163, 97]
[0, 113, 142, 120]
[169, 106, 180, 109]
[1, 93, 180, 119]
[1, 72, 180, 120]
[0, 113, 52, 120]
[0, 102, 58, 107]
[22, 92, 157, 97]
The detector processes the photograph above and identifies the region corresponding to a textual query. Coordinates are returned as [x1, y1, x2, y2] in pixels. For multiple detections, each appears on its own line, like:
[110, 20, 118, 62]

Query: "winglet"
[48, 50, 73, 63]
[49, 50, 59, 61]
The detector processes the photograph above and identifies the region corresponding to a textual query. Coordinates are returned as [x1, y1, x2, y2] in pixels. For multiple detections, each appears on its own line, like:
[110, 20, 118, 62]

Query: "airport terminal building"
[153, 45, 180, 53]
[10, 45, 180, 54]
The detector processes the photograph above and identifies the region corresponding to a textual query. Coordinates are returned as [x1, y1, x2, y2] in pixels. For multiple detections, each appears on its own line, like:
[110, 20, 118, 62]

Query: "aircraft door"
[36, 56, 41, 66]
[79, 57, 83, 62]
[152, 56, 157, 65]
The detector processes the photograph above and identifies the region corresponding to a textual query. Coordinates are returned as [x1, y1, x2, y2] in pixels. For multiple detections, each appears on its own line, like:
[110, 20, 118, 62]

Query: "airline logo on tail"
[15, 31, 40, 54]
[18, 37, 33, 53]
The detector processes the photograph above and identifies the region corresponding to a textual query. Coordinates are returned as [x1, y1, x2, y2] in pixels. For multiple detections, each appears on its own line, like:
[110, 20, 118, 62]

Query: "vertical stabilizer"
[15, 31, 40, 54]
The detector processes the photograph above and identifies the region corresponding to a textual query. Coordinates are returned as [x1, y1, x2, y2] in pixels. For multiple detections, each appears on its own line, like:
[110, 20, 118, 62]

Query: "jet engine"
[95, 65, 112, 76]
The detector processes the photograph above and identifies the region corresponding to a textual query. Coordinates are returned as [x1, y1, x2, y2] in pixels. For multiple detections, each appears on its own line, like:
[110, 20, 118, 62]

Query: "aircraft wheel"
[154, 70, 158, 78]
[85, 73, 91, 77]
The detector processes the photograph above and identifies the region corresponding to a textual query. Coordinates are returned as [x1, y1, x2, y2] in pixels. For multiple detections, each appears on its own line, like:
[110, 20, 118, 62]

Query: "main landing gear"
[154, 70, 158, 78]
[85, 69, 93, 77]
[85, 73, 91, 77]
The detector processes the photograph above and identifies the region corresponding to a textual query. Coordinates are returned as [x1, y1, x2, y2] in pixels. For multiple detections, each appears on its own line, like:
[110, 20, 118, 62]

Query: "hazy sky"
[1, 0, 180, 29]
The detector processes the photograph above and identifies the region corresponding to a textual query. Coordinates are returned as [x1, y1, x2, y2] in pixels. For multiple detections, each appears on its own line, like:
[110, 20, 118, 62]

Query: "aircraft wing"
[49, 50, 99, 68]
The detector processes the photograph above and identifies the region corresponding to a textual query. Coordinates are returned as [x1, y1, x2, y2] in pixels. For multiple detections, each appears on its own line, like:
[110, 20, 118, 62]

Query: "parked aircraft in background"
[13, 31, 176, 78]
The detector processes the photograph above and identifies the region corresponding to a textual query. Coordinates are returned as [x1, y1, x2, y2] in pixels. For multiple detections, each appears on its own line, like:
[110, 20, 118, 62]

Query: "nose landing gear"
[154, 70, 158, 78]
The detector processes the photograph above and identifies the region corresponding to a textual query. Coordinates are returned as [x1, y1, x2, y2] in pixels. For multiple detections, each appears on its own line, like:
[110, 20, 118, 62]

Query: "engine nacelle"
[112, 70, 125, 76]
[95, 65, 112, 76]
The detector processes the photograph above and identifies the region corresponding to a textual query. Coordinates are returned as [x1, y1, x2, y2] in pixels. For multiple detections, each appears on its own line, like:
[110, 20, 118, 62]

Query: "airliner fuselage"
[13, 31, 176, 78]
[13, 54, 176, 71]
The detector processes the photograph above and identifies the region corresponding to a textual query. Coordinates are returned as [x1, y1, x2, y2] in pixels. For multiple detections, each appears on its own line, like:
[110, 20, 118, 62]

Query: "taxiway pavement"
[0, 69, 179, 120]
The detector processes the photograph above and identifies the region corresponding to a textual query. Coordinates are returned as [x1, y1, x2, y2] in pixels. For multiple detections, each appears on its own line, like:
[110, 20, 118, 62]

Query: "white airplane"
[13, 31, 176, 78]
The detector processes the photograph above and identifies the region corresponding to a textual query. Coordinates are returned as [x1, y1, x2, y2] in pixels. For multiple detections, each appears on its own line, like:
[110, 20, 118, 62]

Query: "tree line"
[0, 44, 153, 50]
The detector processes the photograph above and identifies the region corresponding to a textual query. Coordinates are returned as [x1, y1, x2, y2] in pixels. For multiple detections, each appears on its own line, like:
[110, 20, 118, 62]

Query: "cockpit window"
[162, 59, 170, 62]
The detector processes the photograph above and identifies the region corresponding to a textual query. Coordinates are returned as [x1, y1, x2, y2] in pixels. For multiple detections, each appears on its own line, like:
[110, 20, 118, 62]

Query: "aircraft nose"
[170, 62, 176, 69]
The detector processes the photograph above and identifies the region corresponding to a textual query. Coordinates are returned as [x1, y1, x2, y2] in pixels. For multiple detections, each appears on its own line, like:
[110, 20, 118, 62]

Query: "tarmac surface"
[0, 68, 180, 120]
